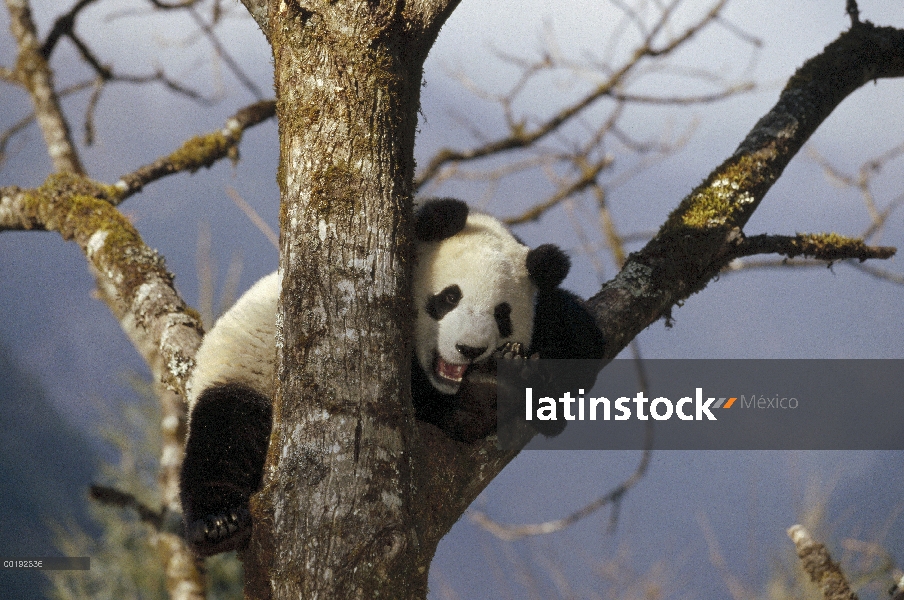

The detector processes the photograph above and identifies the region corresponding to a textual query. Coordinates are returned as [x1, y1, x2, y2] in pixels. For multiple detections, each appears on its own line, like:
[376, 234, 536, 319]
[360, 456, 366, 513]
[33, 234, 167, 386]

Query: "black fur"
[528, 289, 606, 436]
[180, 384, 272, 556]
[493, 302, 513, 338]
[415, 198, 469, 241]
[530, 288, 605, 360]
[526, 244, 571, 290]
[425, 284, 462, 320]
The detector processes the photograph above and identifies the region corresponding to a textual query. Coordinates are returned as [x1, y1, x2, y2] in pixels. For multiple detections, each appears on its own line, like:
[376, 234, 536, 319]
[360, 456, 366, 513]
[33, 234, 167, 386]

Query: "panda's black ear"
[526, 244, 570, 290]
[415, 198, 469, 241]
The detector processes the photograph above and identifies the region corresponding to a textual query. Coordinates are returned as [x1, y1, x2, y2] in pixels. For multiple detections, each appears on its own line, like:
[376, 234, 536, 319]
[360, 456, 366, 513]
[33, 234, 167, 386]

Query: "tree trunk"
[243, 2, 458, 597]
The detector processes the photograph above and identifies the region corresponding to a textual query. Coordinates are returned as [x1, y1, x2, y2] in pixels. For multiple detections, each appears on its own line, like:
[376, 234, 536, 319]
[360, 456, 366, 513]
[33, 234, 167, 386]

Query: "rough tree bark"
[241, 1, 461, 598]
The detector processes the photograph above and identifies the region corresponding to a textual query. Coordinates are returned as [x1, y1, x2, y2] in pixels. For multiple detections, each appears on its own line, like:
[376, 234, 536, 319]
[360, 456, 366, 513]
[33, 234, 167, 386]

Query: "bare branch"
[187, 6, 265, 99]
[414, 0, 730, 190]
[788, 525, 858, 600]
[65, 30, 113, 79]
[850, 261, 904, 285]
[113, 70, 212, 102]
[148, 0, 201, 8]
[41, 0, 101, 58]
[587, 21, 904, 357]
[0, 112, 37, 170]
[114, 99, 275, 199]
[5, 0, 84, 173]
[471, 428, 651, 540]
[809, 143, 904, 243]
[733, 232, 896, 262]
[0, 74, 209, 170]
[610, 82, 754, 105]
[470, 346, 653, 540]
[225, 185, 279, 249]
[89, 484, 166, 531]
[83, 76, 104, 145]
[713, 13, 764, 49]
[503, 156, 613, 225]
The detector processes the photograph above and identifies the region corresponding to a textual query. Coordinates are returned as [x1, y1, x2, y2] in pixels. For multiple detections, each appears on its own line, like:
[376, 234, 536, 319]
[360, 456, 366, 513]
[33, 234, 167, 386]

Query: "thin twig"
[225, 185, 279, 249]
[41, 0, 102, 58]
[504, 156, 613, 225]
[415, 0, 730, 190]
[188, 5, 264, 99]
[470, 351, 653, 541]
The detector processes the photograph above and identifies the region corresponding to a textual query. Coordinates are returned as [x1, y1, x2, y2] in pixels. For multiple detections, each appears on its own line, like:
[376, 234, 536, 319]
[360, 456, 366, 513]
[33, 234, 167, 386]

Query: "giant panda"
[179, 198, 605, 556]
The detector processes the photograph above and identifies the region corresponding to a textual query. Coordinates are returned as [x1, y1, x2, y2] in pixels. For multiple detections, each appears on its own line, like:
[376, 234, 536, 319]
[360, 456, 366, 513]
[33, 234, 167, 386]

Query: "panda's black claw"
[184, 507, 253, 557]
[496, 341, 528, 360]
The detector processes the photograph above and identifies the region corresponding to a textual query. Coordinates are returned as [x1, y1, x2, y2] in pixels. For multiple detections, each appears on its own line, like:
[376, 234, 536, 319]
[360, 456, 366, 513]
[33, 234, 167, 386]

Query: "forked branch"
[587, 21, 904, 356]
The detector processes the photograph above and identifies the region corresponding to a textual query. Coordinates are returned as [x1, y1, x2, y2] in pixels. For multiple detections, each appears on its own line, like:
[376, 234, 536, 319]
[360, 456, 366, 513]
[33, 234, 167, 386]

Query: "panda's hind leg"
[180, 383, 272, 556]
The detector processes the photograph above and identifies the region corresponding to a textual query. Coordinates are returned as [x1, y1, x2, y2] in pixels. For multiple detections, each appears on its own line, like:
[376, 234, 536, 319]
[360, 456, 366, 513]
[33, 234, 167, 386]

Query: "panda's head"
[413, 199, 570, 395]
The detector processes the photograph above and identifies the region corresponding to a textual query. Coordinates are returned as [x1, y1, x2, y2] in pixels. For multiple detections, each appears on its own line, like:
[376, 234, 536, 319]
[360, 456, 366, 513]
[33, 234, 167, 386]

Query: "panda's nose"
[455, 344, 487, 361]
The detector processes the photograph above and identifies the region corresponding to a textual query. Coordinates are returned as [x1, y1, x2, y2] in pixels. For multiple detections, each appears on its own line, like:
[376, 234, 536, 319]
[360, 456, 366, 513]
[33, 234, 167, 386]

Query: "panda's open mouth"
[434, 354, 469, 385]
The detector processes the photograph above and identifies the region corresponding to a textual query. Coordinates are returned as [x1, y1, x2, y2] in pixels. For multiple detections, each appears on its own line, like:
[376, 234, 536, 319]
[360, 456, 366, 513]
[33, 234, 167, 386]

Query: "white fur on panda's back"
[187, 272, 279, 408]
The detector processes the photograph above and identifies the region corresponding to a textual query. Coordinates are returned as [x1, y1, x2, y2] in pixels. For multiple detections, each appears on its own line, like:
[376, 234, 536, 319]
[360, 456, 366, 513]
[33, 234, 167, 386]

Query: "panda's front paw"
[496, 342, 546, 383]
[495, 341, 528, 360]
[184, 507, 252, 556]
[496, 345, 565, 437]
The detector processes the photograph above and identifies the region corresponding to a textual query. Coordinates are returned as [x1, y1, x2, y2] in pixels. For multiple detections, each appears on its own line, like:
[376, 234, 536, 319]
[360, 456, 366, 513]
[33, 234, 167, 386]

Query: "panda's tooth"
[436, 357, 466, 382]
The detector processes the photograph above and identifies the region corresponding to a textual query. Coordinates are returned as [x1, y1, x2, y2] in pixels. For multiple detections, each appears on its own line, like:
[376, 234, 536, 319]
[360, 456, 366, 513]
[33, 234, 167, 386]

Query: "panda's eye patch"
[494, 302, 513, 338]
[426, 285, 462, 320]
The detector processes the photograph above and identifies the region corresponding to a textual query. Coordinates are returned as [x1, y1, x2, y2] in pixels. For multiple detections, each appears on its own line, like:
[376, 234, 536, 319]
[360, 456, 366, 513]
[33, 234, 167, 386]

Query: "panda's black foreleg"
[442, 342, 533, 442]
[494, 343, 568, 437]
[180, 383, 272, 557]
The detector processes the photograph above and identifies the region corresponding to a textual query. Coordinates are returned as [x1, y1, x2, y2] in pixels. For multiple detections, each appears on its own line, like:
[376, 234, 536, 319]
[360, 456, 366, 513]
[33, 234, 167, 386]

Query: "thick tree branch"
[114, 99, 276, 199]
[2, 170, 207, 597]
[586, 21, 904, 357]
[414, 19, 904, 552]
[5, 0, 84, 174]
[0, 174, 202, 392]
